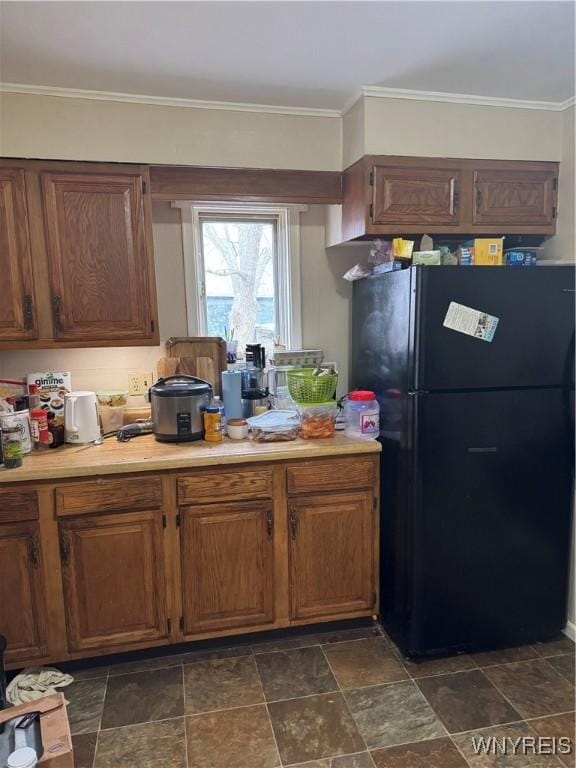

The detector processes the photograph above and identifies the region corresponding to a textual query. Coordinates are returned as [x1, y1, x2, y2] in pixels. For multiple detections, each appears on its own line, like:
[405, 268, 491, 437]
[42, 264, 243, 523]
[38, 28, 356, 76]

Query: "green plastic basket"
[287, 368, 338, 404]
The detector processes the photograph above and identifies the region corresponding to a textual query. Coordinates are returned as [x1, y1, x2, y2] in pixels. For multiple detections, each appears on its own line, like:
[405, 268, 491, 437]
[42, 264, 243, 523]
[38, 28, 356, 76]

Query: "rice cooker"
[148, 375, 212, 442]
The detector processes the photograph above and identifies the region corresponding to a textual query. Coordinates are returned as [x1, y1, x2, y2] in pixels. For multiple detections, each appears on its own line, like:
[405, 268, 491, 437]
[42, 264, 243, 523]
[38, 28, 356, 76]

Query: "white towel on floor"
[6, 667, 74, 705]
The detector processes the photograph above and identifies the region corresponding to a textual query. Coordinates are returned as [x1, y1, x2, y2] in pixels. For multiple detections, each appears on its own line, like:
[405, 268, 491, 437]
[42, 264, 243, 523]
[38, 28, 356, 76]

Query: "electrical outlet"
[128, 372, 153, 396]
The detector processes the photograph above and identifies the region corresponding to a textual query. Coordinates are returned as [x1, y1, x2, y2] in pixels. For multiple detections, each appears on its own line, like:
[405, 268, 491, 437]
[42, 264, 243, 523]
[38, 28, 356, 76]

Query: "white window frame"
[174, 201, 304, 350]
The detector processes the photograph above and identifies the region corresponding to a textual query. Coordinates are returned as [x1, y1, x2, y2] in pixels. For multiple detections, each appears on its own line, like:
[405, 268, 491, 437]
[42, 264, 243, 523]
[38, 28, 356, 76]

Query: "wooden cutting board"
[162, 337, 227, 395]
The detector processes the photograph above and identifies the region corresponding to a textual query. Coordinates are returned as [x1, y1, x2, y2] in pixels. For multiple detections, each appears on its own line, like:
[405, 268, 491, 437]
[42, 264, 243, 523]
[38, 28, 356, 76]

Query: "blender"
[240, 344, 269, 418]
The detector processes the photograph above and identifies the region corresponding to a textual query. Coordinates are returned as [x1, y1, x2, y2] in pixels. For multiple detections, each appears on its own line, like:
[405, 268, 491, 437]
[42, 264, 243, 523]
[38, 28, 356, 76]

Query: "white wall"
[363, 96, 563, 160]
[0, 92, 342, 171]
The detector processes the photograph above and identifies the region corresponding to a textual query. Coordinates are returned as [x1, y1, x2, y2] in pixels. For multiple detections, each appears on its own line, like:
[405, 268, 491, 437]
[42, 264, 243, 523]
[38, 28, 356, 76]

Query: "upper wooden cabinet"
[372, 165, 462, 228]
[0, 160, 159, 349]
[341, 156, 559, 241]
[472, 168, 557, 228]
[0, 168, 38, 341]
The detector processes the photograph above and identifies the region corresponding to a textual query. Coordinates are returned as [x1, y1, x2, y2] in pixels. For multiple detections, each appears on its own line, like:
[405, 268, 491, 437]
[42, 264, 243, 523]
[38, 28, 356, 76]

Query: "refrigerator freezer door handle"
[467, 446, 499, 453]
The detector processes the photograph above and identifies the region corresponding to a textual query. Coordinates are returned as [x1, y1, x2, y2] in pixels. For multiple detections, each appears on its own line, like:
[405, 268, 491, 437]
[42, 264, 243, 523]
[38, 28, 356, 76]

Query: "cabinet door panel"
[473, 169, 556, 227]
[372, 166, 461, 226]
[42, 171, 154, 342]
[0, 169, 38, 340]
[59, 510, 167, 651]
[0, 522, 47, 662]
[181, 501, 275, 633]
[289, 492, 374, 620]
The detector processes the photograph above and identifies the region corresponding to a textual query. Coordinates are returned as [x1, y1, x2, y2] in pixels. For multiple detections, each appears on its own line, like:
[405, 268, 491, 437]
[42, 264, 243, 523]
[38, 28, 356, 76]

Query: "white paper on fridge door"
[443, 301, 499, 343]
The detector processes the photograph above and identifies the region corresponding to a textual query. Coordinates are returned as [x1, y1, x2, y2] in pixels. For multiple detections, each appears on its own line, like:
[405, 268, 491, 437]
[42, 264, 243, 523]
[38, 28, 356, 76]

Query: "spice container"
[299, 402, 337, 439]
[203, 405, 223, 442]
[30, 409, 50, 449]
[47, 412, 64, 448]
[1, 426, 23, 468]
[247, 410, 300, 443]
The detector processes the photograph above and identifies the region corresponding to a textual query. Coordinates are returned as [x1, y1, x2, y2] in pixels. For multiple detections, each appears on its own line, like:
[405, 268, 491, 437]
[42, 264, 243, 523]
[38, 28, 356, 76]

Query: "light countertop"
[0, 433, 381, 484]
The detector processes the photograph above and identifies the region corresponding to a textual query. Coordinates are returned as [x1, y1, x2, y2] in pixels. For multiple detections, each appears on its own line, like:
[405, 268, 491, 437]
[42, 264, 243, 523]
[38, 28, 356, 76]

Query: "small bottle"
[47, 412, 64, 448]
[28, 384, 41, 411]
[1, 426, 24, 468]
[212, 396, 226, 430]
[203, 406, 222, 443]
[30, 409, 50, 450]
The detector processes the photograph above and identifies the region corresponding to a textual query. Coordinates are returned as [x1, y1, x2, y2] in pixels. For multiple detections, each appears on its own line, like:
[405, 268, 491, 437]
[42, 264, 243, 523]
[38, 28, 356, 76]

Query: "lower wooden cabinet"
[289, 491, 376, 620]
[180, 500, 275, 634]
[58, 510, 168, 652]
[0, 522, 48, 663]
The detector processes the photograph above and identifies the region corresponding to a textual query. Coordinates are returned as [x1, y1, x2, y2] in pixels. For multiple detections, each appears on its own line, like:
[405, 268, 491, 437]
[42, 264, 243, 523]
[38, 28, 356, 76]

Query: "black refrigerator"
[351, 265, 575, 657]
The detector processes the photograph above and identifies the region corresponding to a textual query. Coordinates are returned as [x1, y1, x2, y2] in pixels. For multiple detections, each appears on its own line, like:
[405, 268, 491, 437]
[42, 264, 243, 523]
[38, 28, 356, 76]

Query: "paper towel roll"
[221, 371, 243, 419]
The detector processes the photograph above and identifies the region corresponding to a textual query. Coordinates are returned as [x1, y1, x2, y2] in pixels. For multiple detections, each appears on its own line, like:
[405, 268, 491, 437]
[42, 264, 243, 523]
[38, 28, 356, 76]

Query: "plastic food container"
[97, 391, 128, 434]
[226, 418, 249, 440]
[344, 391, 380, 439]
[299, 402, 337, 439]
[247, 410, 300, 443]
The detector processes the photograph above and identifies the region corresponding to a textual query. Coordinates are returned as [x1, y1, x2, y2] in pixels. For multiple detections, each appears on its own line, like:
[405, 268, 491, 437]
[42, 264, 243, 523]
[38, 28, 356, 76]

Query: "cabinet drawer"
[0, 491, 38, 523]
[56, 476, 163, 516]
[287, 458, 376, 495]
[178, 469, 274, 505]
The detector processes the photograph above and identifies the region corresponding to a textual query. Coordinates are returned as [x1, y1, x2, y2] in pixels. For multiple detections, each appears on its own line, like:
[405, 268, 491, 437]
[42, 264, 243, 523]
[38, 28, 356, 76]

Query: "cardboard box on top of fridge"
[26, 372, 71, 425]
[473, 238, 504, 265]
[0, 693, 73, 767]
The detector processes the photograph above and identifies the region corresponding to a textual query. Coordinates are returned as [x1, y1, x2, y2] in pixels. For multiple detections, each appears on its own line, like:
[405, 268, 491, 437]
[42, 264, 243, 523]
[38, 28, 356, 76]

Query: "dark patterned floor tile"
[483, 659, 575, 720]
[315, 626, 383, 646]
[547, 654, 576, 686]
[472, 645, 540, 667]
[530, 713, 576, 768]
[402, 654, 478, 679]
[66, 677, 108, 735]
[186, 704, 280, 768]
[344, 681, 445, 749]
[180, 643, 253, 664]
[416, 669, 521, 734]
[269, 692, 365, 764]
[184, 655, 264, 713]
[371, 737, 468, 768]
[100, 665, 183, 729]
[454, 721, 565, 767]
[94, 717, 186, 768]
[534, 636, 575, 658]
[256, 645, 338, 701]
[71, 732, 98, 768]
[70, 665, 109, 682]
[108, 653, 183, 676]
[324, 638, 408, 689]
[286, 753, 374, 768]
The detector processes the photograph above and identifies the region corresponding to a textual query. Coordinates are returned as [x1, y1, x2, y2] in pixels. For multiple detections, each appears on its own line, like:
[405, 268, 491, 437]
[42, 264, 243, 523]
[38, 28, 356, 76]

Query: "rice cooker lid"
[151, 376, 212, 398]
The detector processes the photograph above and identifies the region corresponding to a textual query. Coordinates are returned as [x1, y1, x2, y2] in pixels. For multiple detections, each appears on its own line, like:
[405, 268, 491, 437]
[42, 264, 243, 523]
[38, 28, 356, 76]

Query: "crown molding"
[1, 81, 573, 117]
[0, 82, 341, 119]
[361, 85, 574, 112]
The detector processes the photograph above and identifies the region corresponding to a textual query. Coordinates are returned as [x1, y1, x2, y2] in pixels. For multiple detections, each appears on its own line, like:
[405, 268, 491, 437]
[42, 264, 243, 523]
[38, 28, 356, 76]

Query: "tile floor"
[63, 624, 575, 768]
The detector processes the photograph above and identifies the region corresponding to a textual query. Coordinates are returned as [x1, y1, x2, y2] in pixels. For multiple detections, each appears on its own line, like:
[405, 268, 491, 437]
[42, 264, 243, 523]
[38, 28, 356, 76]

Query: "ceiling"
[0, 1, 574, 111]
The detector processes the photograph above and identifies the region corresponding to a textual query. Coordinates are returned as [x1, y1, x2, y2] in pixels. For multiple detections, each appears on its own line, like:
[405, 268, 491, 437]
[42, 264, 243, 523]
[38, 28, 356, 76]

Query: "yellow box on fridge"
[473, 238, 504, 265]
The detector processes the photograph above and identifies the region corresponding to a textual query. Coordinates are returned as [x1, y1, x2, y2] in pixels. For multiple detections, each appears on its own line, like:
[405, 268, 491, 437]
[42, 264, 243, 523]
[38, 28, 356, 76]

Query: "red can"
[30, 408, 51, 447]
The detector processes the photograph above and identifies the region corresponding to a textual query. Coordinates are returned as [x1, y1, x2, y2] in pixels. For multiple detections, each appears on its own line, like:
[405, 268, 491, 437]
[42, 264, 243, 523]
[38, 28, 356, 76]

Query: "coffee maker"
[241, 344, 269, 418]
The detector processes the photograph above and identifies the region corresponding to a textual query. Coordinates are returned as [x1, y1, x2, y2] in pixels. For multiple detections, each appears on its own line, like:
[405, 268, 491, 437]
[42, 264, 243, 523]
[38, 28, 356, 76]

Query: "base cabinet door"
[59, 510, 168, 652]
[0, 522, 47, 663]
[180, 501, 275, 634]
[289, 491, 375, 620]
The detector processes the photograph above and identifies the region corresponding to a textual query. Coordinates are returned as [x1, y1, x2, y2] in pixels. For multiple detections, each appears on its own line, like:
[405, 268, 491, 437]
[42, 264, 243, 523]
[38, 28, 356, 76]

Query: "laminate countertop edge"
[0, 434, 382, 484]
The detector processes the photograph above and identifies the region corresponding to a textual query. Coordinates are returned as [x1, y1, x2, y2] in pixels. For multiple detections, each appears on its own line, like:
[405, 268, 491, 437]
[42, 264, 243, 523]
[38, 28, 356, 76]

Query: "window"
[177, 203, 303, 353]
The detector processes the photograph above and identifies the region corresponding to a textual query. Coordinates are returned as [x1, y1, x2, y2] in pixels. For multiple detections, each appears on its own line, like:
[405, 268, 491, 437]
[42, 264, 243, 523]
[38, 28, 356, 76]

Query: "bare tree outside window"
[201, 218, 276, 353]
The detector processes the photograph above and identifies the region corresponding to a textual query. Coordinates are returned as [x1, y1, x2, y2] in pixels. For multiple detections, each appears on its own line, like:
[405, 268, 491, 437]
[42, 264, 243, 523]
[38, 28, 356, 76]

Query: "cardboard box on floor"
[0, 693, 73, 767]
